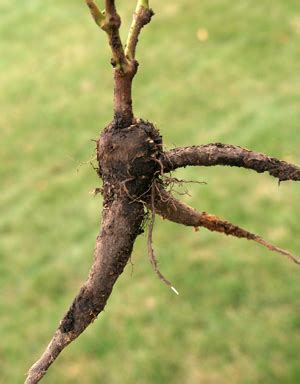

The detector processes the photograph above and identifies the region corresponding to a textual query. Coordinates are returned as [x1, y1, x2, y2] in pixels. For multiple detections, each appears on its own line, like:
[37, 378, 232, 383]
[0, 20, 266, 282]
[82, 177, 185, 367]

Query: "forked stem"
[85, 0, 154, 127]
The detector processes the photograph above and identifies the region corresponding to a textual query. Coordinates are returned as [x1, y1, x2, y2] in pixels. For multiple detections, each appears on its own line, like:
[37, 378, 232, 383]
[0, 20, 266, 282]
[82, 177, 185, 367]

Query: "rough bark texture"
[163, 143, 300, 182]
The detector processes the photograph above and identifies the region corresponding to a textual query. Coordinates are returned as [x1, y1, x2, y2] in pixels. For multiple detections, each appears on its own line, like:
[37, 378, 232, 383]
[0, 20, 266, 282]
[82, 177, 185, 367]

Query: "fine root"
[147, 182, 179, 295]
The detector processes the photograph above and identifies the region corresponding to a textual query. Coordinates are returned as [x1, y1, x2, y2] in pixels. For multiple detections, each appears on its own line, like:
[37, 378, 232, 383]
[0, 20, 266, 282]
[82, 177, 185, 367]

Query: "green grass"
[1, 1, 300, 383]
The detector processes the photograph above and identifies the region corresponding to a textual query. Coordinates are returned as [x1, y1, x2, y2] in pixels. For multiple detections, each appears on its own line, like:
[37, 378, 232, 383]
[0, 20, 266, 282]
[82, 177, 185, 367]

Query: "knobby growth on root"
[25, 1, 300, 383]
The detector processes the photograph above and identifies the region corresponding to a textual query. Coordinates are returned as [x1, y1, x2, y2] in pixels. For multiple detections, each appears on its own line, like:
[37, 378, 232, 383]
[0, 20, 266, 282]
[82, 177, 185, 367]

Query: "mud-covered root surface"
[57, 119, 166, 343]
[25, 119, 164, 384]
[97, 119, 163, 200]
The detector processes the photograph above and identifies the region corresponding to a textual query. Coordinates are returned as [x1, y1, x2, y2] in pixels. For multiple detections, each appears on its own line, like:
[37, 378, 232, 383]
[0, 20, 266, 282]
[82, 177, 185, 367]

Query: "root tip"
[171, 286, 179, 295]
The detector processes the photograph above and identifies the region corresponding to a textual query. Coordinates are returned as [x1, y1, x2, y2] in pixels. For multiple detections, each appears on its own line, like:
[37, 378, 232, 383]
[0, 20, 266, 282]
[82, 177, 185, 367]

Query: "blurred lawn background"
[1, 1, 300, 383]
